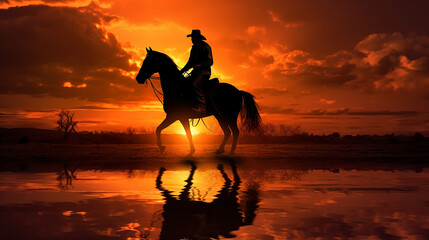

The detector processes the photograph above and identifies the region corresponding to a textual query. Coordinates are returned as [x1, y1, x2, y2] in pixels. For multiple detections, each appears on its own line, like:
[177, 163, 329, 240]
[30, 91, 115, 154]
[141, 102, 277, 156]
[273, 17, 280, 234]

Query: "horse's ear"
[146, 47, 149, 53]
[149, 47, 153, 51]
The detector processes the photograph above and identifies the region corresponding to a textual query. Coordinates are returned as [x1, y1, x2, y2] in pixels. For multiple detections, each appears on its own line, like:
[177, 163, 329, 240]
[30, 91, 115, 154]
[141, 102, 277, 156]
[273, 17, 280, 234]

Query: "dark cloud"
[251, 54, 275, 65]
[78, 120, 104, 124]
[74, 105, 116, 110]
[0, 4, 151, 103]
[252, 87, 288, 97]
[259, 106, 419, 116]
[298, 108, 419, 116]
[352, 33, 429, 93]
[259, 105, 295, 114]
[262, 33, 429, 95]
[41, 0, 78, 3]
[215, 38, 261, 66]
[0, 112, 18, 117]
[262, 0, 429, 56]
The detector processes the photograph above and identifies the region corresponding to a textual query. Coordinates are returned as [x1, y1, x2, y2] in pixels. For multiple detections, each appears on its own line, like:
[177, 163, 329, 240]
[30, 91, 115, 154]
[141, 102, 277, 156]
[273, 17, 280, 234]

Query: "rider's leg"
[192, 74, 209, 112]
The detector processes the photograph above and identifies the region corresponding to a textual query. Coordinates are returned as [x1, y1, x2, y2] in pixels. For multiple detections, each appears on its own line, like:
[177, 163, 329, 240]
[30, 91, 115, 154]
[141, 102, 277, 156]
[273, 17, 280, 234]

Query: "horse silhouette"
[136, 48, 261, 155]
[155, 161, 259, 239]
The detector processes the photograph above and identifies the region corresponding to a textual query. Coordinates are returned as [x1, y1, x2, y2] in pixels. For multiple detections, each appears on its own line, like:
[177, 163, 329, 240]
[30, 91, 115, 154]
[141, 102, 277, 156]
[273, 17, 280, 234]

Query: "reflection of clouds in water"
[234, 170, 429, 239]
[254, 210, 424, 239]
[1, 168, 428, 239]
[252, 194, 429, 239]
[126, 169, 157, 179]
[239, 169, 307, 184]
[0, 196, 163, 240]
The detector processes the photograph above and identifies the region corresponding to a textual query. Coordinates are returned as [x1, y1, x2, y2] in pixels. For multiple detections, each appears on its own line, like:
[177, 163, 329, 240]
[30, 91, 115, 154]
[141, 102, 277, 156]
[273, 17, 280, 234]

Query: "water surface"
[1, 157, 428, 239]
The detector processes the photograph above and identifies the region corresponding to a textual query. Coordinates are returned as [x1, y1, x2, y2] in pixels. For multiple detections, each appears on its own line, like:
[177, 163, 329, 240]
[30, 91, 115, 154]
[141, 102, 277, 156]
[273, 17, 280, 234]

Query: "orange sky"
[1, 0, 429, 135]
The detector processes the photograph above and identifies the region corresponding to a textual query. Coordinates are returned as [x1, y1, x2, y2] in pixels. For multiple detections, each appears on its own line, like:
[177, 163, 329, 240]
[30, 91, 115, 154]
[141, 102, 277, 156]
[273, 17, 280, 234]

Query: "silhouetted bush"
[388, 134, 398, 144]
[126, 127, 137, 143]
[331, 132, 340, 138]
[243, 123, 305, 137]
[1, 127, 427, 145]
[17, 136, 29, 144]
[414, 132, 424, 142]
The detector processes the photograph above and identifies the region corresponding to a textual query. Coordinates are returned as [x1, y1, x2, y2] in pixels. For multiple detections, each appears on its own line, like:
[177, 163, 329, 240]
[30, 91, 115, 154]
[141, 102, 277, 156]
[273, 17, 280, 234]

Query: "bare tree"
[126, 127, 137, 143]
[279, 124, 303, 136]
[126, 127, 137, 136]
[57, 110, 78, 140]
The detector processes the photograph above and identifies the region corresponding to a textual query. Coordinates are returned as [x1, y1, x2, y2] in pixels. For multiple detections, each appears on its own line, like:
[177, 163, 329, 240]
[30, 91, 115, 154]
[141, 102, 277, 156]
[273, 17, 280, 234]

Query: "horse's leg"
[215, 164, 232, 199]
[155, 167, 175, 201]
[178, 162, 197, 200]
[228, 117, 240, 155]
[179, 118, 195, 156]
[214, 115, 231, 154]
[156, 116, 176, 153]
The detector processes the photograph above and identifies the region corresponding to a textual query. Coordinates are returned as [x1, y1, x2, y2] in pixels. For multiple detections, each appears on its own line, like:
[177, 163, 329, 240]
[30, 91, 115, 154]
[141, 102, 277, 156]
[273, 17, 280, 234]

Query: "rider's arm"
[181, 48, 195, 73]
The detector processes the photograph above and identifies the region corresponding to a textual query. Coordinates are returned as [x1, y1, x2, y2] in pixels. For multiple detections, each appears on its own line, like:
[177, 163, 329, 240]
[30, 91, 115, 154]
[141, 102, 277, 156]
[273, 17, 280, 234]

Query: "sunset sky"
[1, 0, 429, 135]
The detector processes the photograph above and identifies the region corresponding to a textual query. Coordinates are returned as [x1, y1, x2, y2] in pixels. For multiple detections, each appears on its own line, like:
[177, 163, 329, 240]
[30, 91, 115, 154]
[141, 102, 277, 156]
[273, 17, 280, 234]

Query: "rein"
[145, 65, 214, 132]
[148, 77, 164, 105]
[191, 118, 215, 132]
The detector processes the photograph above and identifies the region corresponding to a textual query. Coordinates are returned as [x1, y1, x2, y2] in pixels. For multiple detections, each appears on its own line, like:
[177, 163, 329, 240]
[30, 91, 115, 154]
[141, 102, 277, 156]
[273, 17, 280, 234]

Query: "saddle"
[176, 77, 219, 113]
[203, 78, 219, 95]
[206, 77, 219, 87]
[179, 77, 219, 94]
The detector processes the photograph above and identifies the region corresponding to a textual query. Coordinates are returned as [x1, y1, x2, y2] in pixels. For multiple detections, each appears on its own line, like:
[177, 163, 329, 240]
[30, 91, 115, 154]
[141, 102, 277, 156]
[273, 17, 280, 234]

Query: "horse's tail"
[240, 91, 262, 132]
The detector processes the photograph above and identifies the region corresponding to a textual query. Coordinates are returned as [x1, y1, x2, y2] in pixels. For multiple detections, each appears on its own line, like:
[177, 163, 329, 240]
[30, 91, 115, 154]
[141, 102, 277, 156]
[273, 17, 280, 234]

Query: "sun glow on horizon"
[175, 124, 201, 136]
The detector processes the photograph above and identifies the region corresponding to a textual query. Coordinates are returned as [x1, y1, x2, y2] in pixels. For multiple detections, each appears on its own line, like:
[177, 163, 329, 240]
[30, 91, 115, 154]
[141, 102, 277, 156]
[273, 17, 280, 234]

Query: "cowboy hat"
[187, 29, 206, 40]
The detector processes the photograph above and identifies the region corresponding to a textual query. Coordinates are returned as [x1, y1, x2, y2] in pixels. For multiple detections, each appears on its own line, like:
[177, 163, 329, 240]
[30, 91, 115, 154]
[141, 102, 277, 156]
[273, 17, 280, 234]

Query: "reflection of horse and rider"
[136, 29, 261, 155]
[154, 161, 260, 239]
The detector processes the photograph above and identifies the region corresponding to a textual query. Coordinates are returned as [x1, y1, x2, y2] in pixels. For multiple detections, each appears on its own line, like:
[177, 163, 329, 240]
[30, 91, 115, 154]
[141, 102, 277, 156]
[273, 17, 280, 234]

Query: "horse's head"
[136, 47, 158, 84]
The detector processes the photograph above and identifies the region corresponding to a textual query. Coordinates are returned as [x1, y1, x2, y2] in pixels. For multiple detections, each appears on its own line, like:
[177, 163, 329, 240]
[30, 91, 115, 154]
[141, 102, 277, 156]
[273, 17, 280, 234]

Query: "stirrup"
[192, 105, 206, 113]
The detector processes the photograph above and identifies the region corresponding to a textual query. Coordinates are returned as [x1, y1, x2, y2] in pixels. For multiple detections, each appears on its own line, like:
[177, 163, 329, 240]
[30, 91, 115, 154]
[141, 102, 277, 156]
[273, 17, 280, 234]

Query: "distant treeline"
[0, 127, 426, 145]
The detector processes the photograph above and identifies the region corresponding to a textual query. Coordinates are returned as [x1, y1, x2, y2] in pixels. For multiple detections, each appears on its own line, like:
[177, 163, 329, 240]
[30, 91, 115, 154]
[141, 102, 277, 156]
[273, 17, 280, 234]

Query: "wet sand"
[1, 142, 428, 172]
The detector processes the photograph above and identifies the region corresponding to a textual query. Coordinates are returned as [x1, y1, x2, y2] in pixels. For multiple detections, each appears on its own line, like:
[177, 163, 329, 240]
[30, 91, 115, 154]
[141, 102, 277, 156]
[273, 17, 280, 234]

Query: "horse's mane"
[153, 51, 180, 73]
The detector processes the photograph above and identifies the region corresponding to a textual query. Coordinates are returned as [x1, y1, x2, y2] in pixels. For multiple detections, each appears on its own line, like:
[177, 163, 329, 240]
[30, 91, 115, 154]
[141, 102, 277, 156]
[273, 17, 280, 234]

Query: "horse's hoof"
[215, 149, 225, 154]
[159, 145, 166, 153]
[159, 167, 166, 172]
[228, 151, 235, 156]
[185, 147, 195, 157]
[186, 152, 194, 157]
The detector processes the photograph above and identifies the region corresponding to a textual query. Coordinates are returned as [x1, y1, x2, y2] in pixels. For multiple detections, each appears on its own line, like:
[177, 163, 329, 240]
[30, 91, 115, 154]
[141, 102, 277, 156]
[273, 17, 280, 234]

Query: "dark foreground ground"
[1, 142, 428, 173]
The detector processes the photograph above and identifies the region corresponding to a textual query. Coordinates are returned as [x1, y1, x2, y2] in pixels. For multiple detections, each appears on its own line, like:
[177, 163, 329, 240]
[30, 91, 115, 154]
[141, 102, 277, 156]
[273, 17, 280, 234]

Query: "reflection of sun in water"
[162, 170, 225, 201]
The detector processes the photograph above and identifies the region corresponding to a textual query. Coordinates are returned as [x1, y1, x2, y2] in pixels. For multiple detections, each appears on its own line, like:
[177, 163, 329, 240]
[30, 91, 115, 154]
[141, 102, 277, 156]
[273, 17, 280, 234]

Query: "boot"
[192, 88, 206, 113]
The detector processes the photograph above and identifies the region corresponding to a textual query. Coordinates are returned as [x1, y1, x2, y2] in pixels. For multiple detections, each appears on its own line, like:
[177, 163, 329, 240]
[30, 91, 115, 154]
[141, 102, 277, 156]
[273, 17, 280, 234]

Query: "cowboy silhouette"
[136, 33, 261, 155]
[180, 29, 213, 113]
